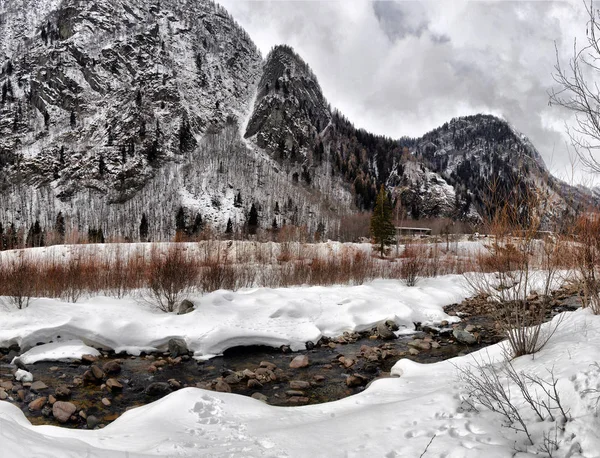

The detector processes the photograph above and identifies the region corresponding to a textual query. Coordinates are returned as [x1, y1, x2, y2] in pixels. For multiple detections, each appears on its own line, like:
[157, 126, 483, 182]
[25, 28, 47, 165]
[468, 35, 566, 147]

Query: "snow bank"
[11, 340, 100, 365]
[2, 309, 599, 457]
[0, 276, 468, 359]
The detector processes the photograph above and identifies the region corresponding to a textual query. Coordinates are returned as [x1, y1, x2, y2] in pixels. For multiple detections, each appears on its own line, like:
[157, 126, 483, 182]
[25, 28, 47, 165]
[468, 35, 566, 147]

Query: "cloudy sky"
[219, 0, 593, 184]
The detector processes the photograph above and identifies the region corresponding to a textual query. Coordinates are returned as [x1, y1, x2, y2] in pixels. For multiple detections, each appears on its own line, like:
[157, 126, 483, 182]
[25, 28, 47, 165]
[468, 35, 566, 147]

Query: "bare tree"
[550, 0, 600, 172]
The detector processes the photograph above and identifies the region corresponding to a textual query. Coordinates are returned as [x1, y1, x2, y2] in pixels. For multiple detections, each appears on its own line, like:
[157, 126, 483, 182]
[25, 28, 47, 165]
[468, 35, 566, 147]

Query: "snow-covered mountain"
[0, 0, 594, 242]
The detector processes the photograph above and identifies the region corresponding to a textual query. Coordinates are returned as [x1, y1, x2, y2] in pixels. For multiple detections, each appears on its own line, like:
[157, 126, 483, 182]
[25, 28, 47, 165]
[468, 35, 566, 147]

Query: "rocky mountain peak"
[245, 44, 331, 159]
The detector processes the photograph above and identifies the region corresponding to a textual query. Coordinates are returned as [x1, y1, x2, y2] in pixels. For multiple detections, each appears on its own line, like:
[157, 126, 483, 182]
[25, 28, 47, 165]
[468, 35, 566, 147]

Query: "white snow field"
[1, 273, 598, 457]
[1, 309, 599, 457]
[0, 276, 468, 359]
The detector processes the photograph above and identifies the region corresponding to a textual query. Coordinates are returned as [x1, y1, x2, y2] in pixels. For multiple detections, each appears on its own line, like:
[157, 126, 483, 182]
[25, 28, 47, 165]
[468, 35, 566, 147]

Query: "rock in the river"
[102, 361, 121, 375]
[106, 378, 123, 391]
[377, 322, 396, 340]
[14, 369, 33, 383]
[30, 381, 48, 392]
[247, 379, 263, 389]
[289, 380, 310, 390]
[54, 385, 71, 400]
[255, 368, 277, 382]
[53, 401, 77, 423]
[0, 389, 7, 400]
[251, 393, 268, 402]
[87, 415, 100, 429]
[452, 328, 478, 345]
[177, 300, 195, 315]
[13, 358, 28, 371]
[224, 373, 243, 384]
[215, 380, 232, 393]
[145, 382, 172, 397]
[0, 381, 14, 391]
[91, 365, 105, 379]
[289, 355, 309, 369]
[81, 354, 98, 364]
[101, 398, 111, 407]
[168, 338, 189, 358]
[346, 374, 368, 387]
[259, 361, 277, 371]
[305, 341, 315, 350]
[28, 397, 47, 411]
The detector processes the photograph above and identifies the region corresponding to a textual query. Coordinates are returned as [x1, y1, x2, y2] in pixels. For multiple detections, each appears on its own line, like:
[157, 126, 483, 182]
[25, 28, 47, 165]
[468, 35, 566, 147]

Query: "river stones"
[168, 338, 189, 358]
[346, 374, 368, 387]
[255, 368, 277, 382]
[0, 389, 7, 400]
[106, 378, 123, 391]
[53, 401, 77, 423]
[289, 380, 310, 390]
[289, 355, 309, 369]
[54, 385, 71, 400]
[28, 397, 47, 411]
[81, 354, 98, 364]
[101, 398, 111, 407]
[251, 392, 268, 402]
[377, 321, 396, 340]
[214, 380, 231, 393]
[247, 379, 263, 389]
[145, 382, 172, 396]
[0, 381, 14, 390]
[91, 365, 105, 379]
[259, 361, 277, 371]
[452, 328, 477, 345]
[102, 361, 121, 375]
[87, 415, 100, 429]
[30, 381, 48, 392]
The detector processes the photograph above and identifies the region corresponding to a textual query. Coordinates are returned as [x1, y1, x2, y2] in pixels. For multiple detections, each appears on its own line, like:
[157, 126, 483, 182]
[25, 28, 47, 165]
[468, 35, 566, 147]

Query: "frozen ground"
[1, 309, 599, 457]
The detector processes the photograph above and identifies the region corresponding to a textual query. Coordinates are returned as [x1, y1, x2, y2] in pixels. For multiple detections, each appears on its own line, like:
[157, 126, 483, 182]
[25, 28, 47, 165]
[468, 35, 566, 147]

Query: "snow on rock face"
[245, 44, 331, 157]
[2, 309, 600, 457]
[11, 339, 100, 365]
[0, 0, 262, 198]
[0, 276, 467, 359]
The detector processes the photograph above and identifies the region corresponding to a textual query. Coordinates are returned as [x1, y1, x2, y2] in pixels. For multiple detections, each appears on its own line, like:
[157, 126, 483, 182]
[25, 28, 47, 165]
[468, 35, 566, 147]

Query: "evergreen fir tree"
[225, 217, 233, 235]
[234, 191, 243, 208]
[175, 207, 186, 234]
[139, 213, 149, 241]
[191, 213, 203, 236]
[370, 185, 396, 257]
[55, 212, 65, 243]
[247, 203, 259, 235]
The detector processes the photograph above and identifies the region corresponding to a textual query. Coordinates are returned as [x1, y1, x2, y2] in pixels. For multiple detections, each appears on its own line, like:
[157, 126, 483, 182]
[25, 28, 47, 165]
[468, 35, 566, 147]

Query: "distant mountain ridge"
[0, 0, 593, 243]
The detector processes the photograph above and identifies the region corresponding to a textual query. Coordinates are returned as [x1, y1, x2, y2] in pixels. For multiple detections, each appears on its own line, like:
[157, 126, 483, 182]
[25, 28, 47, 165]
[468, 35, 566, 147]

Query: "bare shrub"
[0, 252, 38, 309]
[400, 242, 426, 286]
[146, 244, 199, 312]
[200, 249, 236, 292]
[464, 184, 564, 357]
[573, 214, 600, 313]
[457, 353, 570, 448]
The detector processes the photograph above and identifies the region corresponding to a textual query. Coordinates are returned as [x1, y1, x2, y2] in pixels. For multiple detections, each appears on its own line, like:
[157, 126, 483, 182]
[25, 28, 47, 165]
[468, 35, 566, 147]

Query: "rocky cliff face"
[245, 45, 331, 159]
[0, 0, 262, 200]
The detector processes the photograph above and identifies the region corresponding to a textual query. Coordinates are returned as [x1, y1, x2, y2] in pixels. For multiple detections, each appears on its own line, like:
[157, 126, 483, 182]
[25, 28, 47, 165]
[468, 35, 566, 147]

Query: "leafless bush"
[464, 184, 565, 357]
[399, 242, 426, 286]
[0, 252, 37, 309]
[573, 214, 600, 314]
[146, 244, 199, 312]
[456, 353, 570, 448]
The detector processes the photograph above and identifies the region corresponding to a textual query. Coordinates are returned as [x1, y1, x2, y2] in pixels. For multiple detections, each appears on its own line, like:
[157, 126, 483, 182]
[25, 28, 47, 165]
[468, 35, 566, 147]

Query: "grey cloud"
[218, 0, 592, 183]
